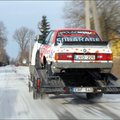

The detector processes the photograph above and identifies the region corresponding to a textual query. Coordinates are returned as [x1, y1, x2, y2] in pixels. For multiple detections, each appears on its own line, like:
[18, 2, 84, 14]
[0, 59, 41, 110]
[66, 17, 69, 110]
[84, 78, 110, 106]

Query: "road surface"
[0, 65, 120, 119]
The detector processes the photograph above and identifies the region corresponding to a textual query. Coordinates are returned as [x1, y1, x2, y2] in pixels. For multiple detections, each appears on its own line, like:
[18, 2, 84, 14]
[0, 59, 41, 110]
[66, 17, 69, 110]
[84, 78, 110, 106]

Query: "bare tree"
[97, 0, 120, 40]
[63, 1, 85, 28]
[0, 21, 8, 65]
[13, 26, 34, 64]
[0, 21, 7, 46]
[63, 0, 120, 40]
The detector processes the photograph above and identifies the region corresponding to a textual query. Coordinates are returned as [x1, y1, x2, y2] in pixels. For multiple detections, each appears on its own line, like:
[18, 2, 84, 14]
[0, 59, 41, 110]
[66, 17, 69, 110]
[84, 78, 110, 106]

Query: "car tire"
[46, 62, 53, 76]
[35, 52, 40, 69]
[36, 52, 43, 69]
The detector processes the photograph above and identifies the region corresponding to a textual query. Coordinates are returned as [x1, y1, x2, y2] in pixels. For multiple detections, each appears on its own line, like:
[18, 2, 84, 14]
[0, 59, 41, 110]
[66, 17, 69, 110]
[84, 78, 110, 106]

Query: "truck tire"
[86, 93, 103, 100]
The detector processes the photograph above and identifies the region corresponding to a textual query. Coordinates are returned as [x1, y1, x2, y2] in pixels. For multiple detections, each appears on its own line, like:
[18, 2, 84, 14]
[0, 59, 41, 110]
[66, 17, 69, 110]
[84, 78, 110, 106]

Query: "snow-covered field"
[0, 65, 120, 119]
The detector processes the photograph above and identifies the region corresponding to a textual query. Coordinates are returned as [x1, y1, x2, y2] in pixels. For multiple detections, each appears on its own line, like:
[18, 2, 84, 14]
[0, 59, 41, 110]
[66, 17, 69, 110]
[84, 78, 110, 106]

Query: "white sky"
[0, 1, 66, 59]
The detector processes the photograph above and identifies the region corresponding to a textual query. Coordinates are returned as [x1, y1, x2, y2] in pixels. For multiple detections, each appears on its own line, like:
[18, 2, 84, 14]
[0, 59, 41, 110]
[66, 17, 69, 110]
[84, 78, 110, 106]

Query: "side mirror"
[38, 40, 42, 44]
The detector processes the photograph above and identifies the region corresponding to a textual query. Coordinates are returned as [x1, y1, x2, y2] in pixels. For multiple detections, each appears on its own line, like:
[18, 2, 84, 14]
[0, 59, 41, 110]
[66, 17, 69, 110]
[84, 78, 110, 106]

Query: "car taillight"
[97, 53, 113, 61]
[55, 53, 73, 60]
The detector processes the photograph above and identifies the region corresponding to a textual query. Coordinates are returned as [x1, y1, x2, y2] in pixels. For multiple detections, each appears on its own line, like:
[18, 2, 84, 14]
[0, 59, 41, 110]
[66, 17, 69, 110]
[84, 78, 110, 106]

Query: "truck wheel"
[86, 93, 103, 100]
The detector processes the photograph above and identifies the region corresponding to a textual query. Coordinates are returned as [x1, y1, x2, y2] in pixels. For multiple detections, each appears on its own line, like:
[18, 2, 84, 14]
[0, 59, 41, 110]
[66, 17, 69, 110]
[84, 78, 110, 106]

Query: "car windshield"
[55, 30, 101, 45]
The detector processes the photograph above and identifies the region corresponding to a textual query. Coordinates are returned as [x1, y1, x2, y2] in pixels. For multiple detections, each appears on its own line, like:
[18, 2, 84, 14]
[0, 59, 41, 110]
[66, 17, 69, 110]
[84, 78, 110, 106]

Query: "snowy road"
[0, 65, 120, 119]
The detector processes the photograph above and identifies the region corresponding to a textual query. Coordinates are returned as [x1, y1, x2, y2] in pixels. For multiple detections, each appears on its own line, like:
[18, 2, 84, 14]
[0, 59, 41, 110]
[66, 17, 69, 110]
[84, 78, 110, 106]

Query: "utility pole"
[85, 0, 91, 29]
[91, 0, 102, 37]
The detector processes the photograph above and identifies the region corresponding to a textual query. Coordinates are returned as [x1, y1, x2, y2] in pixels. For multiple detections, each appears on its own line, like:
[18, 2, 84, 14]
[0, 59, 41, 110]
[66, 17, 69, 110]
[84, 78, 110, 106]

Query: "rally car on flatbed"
[29, 28, 120, 100]
[38, 28, 113, 76]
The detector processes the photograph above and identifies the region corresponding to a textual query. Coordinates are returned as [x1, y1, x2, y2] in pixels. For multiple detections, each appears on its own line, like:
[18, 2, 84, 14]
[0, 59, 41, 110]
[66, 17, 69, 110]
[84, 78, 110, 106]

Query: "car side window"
[48, 31, 55, 46]
[43, 31, 53, 44]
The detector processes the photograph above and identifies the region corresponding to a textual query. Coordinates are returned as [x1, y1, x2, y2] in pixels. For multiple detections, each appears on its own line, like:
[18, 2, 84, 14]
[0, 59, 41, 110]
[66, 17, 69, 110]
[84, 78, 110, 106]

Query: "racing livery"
[39, 28, 113, 75]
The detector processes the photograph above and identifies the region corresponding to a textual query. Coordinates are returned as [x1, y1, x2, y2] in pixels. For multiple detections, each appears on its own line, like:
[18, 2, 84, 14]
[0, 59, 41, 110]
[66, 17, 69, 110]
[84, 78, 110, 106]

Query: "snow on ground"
[15, 65, 30, 85]
[0, 65, 59, 119]
[0, 65, 120, 119]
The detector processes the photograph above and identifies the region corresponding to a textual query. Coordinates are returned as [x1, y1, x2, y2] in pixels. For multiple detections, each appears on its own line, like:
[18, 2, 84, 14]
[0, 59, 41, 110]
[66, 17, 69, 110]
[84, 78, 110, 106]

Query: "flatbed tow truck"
[29, 29, 120, 100]
[29, 65, 120, 100]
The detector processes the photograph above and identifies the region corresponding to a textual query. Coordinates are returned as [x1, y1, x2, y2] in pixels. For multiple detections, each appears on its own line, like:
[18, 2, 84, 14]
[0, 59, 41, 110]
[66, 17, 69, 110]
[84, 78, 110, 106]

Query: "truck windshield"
[55, 30, 102, 45]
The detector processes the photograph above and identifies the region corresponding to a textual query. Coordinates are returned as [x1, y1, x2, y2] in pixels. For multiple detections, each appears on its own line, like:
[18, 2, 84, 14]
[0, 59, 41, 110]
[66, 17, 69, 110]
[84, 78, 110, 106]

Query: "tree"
[63, 0, 120, 41]
[0, 21, 8, 65]
[38, 15, 50, 42]
[0, 21, 7, 47]
[97, 0, 120, 40]
[63, 1, 85, 28]
[13, 26, 35, 64]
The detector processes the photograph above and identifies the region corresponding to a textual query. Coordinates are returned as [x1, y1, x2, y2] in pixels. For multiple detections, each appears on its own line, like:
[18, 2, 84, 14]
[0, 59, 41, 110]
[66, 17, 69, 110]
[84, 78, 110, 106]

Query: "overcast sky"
[0, 1, 66, 59]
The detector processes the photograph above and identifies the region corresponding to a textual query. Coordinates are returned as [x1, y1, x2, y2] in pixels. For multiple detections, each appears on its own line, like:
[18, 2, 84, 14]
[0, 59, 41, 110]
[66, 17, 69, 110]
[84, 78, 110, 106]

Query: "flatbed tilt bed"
[29, 66, 120, 99]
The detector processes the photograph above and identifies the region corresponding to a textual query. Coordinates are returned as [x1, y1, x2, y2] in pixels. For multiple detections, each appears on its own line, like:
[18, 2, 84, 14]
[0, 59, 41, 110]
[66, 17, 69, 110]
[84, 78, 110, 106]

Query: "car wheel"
[46, 62, 53, 76]
[38, 58, 44, 69]
[35, 52, 40, 69]
[36, 52, 44, 69]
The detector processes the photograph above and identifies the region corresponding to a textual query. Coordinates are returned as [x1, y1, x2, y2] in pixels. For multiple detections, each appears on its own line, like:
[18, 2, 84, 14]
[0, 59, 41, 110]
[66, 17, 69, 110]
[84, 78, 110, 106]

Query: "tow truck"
[29, 28, 120, 100]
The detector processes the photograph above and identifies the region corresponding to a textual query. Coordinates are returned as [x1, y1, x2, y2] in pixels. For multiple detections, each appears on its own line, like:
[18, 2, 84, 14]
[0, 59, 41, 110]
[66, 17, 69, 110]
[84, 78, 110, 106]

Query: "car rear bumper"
[51, 61, 113, 73]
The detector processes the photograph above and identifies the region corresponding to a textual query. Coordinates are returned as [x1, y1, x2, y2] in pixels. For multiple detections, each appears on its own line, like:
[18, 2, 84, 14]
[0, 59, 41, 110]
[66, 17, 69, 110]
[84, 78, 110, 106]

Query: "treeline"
[2, 0, 119, 66]
[13, 15, 50, 65]
[63, 0, 120, 57]
[0, 15, 50, 66]
[0, 21, 9, 66]
[63, 0, 120, 41]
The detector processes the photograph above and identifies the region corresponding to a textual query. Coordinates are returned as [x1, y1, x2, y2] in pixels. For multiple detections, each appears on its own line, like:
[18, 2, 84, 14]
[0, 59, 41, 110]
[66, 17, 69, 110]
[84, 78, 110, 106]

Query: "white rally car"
[39, 28, 113, 75]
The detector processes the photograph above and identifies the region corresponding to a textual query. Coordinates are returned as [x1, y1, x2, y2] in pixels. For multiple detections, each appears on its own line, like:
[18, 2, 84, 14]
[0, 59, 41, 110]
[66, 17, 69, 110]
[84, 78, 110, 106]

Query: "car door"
[40, 31, 54, 63]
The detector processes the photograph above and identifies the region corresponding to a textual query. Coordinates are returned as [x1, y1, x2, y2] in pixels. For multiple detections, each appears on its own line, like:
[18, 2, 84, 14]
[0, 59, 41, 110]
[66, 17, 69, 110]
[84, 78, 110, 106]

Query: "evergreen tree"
[38, 15, 50, 42]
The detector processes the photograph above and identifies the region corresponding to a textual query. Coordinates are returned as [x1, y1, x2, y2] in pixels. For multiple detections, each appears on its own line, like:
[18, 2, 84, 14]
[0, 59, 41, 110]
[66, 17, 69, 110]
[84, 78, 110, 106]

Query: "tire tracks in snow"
[44, 95, 77, 120]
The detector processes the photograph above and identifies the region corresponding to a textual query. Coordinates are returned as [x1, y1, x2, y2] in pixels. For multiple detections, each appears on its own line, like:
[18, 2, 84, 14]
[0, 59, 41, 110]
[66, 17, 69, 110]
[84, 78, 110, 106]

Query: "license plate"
[74, 55, 95, 60]
[72, 87, 94, 93]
